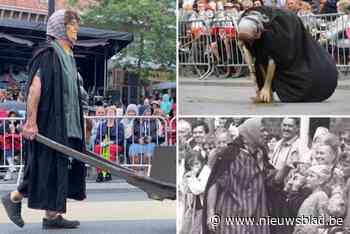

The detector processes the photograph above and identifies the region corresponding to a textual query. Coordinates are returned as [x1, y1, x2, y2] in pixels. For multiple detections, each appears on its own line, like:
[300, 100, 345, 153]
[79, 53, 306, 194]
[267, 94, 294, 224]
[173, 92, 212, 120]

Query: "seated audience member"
[129, 107, 158, 174]
[1, 110, 21, 181]
[121, 104, 138, 164]
[90, 106, 106, 151]
[94, 106, 124, 182]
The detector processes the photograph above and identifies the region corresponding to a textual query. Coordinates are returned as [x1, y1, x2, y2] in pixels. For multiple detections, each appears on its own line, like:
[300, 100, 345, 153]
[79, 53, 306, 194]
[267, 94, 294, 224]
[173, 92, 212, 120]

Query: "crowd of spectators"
[179, 0, 350, 71]
[0, 89, 176, 183]
[178, 117, 350, 234]
[85, 93, 176, 182]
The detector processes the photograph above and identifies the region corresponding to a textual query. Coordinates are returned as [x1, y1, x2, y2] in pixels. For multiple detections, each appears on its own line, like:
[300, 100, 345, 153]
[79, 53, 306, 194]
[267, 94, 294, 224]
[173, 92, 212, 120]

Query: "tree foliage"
[68, 0, 176, 73]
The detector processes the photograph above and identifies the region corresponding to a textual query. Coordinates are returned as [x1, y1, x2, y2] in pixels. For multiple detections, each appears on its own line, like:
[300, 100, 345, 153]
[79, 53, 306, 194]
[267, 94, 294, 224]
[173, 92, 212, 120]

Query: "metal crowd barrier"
[179, 19, 214, 79]
[303, 13, 350, 72]
[210, 19, 247, 78]
[179, 13, 350, 79]
[0, 116, 176, 182]
[0, 117, 24, 185]
[85, 115, 171, 177]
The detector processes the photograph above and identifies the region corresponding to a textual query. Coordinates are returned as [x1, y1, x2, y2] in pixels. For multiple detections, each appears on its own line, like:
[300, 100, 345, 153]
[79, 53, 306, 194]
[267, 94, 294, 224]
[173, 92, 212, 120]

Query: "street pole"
[48, 0, 55, 18]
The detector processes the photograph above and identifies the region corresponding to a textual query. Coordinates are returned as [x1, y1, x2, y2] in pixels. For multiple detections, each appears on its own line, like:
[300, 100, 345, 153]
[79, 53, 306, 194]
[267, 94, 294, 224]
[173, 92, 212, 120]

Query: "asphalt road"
[0, 188, 176, 234]
[180, 84, 350, 115]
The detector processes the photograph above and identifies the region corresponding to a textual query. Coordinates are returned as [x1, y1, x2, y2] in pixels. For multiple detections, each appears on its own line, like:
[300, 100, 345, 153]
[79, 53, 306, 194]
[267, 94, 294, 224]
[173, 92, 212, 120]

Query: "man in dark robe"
[1, 9, 86, 229]
[238, 6, 338, 103]
[202, 118, 270, 234]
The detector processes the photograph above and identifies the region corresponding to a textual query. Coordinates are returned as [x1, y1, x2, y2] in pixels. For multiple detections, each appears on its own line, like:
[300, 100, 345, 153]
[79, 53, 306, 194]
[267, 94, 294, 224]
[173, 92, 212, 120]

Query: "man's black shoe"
[105, 173, 112, 181]
[42, 215, 80, 229]
[1, 193, 24, 228]
[96, 172, 104, 183]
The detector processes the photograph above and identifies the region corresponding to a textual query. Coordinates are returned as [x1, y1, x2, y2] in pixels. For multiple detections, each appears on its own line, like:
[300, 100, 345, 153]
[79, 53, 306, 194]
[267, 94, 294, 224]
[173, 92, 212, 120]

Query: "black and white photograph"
[178, 117, 350, 234]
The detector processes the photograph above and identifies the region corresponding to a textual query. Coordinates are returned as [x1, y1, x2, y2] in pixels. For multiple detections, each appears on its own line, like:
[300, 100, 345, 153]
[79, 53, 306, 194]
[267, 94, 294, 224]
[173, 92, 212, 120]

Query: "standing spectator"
[271, 118, 309, 184]
[189, 120, 209, 153]
[180, 150, 211, 234]
[168, 104, 176, 145]
[269, 118, 309, 233]
[340, 129, 350, 152]
[138, 97, 150, 116]
[94, 106, 124, 182]
[160, 94, 172, 116]
[293, 165, 331, 234]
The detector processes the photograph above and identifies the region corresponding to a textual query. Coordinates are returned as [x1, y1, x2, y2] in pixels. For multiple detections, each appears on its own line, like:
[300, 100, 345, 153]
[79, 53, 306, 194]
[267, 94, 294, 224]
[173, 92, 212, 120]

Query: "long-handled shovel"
[22, 133, 176, 201]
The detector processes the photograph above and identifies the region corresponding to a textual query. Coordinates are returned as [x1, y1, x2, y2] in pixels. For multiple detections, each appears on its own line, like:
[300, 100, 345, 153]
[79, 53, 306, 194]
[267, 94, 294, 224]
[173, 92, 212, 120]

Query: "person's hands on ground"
[259, 86, 273, 103]
[251, 88, 264, 103]
[22, 121, 38, 140]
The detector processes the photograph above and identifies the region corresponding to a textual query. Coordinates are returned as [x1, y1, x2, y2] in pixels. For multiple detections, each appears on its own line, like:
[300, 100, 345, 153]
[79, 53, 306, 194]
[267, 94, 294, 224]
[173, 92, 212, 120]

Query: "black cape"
[244, 6, 338, 102]
[20, 41, 86, 213]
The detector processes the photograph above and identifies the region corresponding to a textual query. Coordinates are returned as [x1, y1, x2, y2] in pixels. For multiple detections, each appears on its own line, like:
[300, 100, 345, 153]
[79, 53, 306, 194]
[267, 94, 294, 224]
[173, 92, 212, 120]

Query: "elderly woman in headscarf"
[202, 118, 270, 234]
[1, 9, 85, 229]
[238, 6, 338, 103]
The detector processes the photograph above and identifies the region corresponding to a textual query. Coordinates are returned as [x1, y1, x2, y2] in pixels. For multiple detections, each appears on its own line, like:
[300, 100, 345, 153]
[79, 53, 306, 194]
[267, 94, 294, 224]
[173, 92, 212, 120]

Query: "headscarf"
[238, 11, 268, 38]
[47, 9, 69, 41]
[126, 104, 138, 115]
[160, 94, 172, 115]
[238, 118, 263, 150]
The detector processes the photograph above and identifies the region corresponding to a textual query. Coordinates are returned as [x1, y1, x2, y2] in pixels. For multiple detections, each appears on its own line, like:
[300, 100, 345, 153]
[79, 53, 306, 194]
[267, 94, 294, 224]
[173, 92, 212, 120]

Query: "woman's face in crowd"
[95, 107, 105, 116]
[306, 171, 321, 189]
[313, 145, 334, 166]
[203, 143, 215, 153]
[191, 159, 203, 174]
[216, 133, 230, 149]
[193, 126, 206, 144]
[106, 109, 116, 117]
[127, 110, 137, 116]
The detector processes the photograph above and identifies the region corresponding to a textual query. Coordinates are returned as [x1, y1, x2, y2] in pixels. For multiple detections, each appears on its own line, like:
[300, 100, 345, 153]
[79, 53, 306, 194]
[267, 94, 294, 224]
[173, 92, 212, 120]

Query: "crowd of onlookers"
[0, 92, 176, 183]
[79, 93, 176, 182]
[179, 0, 350, 71]
[178, 117, 350, 234]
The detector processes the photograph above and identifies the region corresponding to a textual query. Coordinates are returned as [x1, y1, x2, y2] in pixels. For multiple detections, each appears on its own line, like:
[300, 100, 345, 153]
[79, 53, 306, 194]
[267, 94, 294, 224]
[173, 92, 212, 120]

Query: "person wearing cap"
[1, 9, 85, 229]
[238, 6, 338, 103]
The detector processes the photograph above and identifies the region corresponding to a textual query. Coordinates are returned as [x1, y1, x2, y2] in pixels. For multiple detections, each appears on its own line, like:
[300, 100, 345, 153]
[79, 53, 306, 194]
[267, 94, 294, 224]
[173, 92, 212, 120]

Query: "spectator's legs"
[93, 144, 104, 182]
